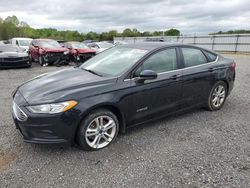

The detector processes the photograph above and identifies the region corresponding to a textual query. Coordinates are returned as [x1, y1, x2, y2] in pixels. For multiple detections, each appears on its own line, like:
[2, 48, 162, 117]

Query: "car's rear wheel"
[207, 81, 227, 111]
[77, 109, 119, 151]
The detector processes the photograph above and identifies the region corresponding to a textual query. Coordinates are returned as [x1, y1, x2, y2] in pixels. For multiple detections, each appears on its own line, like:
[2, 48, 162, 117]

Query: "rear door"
[125, 47, 183, 125]
[180, 47, 218, 107]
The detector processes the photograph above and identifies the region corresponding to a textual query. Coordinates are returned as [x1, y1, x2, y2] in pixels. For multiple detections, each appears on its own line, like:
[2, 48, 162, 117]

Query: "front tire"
[207, 81, 227, 111]
[77, 109, 119, 151]
[39, 56, 48, 66]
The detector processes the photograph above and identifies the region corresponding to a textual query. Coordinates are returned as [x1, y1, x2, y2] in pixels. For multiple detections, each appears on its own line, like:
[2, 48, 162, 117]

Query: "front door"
[125, 48, 183, 126]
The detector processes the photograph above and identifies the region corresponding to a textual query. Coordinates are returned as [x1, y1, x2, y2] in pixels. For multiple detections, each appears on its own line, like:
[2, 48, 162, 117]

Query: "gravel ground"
[0, 54, 250, 188]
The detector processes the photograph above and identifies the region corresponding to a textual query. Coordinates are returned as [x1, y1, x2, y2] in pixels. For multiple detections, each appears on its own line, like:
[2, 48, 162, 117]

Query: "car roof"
[121, 42, 219, 55]
[121, 42, 187, 50]
[11, 37, 32, 40]
[35, 39, 56, 41]
[66, 41, 80, 44]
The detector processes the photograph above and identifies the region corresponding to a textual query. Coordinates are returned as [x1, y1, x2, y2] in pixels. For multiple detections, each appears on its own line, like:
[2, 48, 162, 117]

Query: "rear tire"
[77, 109, 119, 151]
[206, 81, 227, 111]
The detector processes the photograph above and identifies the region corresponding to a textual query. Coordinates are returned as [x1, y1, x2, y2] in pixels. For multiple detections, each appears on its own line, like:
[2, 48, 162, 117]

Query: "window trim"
[202, 50, 218, 62]
[123, 54, 218, 82]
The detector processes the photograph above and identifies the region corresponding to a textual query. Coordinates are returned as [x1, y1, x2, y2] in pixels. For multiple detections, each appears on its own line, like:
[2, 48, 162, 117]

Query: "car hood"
[18, 67, 116, 104]
[76, 48, 96, 53]
[0, 52, 28, 58]
[41, 47, 68, 52]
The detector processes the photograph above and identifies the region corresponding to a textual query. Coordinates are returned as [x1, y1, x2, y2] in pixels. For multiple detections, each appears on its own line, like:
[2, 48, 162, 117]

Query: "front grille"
[47, 52, 64, 57]
[79, 53, 95, 62]
[12, 102, 28, 121]
[0, 57, 28, 62]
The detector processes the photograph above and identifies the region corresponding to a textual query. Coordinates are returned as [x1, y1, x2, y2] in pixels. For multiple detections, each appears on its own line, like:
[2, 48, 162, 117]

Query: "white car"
[9, 37, 33, 52]
[87, 42, 114, 53]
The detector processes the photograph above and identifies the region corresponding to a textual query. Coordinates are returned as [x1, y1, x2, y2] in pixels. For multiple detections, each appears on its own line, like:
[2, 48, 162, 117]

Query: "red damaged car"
[29, 39, 69, 66]
[64, 41, 96, 64]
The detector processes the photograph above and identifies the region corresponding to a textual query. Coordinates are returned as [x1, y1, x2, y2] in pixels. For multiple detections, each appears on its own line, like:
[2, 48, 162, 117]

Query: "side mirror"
[136, 70, 157, 83]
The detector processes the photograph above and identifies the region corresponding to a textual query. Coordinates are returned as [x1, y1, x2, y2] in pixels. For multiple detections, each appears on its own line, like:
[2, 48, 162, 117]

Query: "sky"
[0, 0, 250, 34]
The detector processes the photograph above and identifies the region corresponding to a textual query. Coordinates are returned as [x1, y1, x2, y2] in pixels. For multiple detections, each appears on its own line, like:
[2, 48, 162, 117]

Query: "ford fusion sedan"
[64, 41, 96, 65]
[12, 43, 236, 151]
[0, 45, 31, 68]
[29, 39, 69, 66]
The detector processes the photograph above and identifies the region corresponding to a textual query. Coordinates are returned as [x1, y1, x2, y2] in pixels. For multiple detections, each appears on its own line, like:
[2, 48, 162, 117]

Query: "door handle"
[208, 68, 215, 72]
[170, 74, 180, 80]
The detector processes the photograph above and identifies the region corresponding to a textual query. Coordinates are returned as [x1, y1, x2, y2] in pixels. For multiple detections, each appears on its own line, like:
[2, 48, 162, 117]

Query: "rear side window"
[203, 50, 217, 62]
[182, 48, 207, 67]
[141, 48, 177, 74]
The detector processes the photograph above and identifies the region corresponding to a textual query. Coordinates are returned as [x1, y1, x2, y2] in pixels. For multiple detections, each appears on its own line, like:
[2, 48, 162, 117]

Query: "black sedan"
[0, 45, 31, 68]
[12, 43, 236, 150]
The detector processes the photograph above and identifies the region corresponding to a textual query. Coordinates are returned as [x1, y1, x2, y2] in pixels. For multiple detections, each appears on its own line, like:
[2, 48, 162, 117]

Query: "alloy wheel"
[85, 115, 116, 149]
[211, 85, 226, 108]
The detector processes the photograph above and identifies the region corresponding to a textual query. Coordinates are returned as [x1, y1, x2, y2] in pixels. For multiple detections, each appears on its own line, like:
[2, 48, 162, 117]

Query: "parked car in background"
[114, 41, 128, 46]
[0, 45, 31, 68]
[82, 40, 97, 44]
[64, 41, 96, 65]
[29, 39, 69, 66]
[9, 38, 32, 52]
[0, 40, 8, 45]
[57, 40, 66, 47]
[87, 42, 114, 53]
[12, 43, 235, 150]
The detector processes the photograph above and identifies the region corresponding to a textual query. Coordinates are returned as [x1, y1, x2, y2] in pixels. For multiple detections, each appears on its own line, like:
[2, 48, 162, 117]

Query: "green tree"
[4, 15, 19, 26]
[164, 28, 180, 36]
[122, 28, 134, 37]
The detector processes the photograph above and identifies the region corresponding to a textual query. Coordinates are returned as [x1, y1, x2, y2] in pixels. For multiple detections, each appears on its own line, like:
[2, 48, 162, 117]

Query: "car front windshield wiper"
[81, 68, 103, 77]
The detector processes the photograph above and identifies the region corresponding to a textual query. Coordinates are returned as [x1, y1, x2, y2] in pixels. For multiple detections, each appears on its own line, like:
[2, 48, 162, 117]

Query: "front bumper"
[43, 53, 69, 63]
[0, 59, 31, 68]
[12, 92, 80, 145]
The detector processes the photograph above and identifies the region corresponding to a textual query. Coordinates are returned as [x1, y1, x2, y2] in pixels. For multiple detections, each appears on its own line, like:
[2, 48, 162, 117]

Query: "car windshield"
[18, 39, 32, 46]
[80, 47, 147, 76]
[0, 46, 22, 52]
[71, 42, 89, 49]
[97, 42, 114, 48]
[39, 40, 61, 48]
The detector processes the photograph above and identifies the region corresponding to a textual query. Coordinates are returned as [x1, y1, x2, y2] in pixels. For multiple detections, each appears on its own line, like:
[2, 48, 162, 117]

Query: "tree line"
[210, 30, 250, 35]
[0, 15, 181, 41]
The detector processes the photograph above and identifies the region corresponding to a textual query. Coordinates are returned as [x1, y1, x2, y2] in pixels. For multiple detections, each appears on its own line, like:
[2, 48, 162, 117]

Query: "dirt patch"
[0, 152, 17, 171]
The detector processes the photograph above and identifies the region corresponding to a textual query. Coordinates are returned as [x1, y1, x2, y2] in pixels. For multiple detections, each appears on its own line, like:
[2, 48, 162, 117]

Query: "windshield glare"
[80, 47, 147, 76]
[18, 40, 32, 46]
[39, 41, 61, 48]
[71, 42, 89, 49]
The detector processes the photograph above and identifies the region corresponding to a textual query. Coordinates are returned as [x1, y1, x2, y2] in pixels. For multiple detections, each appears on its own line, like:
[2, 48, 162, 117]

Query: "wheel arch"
[221, 79, 229, 96]
[73, 103, 126, 144]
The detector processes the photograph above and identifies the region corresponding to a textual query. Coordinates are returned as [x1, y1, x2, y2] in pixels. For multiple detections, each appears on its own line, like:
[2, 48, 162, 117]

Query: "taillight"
[231, 62, 236, 71]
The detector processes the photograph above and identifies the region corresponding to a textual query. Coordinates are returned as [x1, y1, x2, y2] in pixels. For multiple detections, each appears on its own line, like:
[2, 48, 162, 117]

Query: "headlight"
[64, 50, 69, 55]
[27, 100, 77, 114]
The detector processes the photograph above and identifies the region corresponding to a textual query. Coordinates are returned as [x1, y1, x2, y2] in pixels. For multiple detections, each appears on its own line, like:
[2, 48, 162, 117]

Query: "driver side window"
[134, 48, 177, 77]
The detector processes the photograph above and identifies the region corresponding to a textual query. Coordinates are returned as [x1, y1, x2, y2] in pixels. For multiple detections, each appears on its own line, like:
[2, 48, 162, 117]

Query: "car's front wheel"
[77, 109, 119, 151]
[207, 81, 227, 111]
